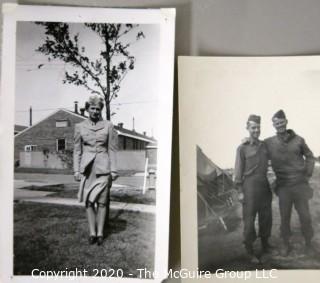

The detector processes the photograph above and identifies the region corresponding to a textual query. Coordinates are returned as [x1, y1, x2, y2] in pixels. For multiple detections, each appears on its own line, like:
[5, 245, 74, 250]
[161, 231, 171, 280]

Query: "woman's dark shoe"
[97, 236, 104, 246]
[89, 236, 97, 245]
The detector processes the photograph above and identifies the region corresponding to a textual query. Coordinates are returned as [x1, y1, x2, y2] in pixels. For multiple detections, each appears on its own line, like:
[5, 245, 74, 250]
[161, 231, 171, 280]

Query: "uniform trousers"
[242, 174, 272, 246]
[277, 182, 313, 242]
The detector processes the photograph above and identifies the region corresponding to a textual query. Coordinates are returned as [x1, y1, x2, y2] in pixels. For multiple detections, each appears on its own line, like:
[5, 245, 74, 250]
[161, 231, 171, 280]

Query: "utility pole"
[132, 117, 135, 131]
[29, 106, 32, 126]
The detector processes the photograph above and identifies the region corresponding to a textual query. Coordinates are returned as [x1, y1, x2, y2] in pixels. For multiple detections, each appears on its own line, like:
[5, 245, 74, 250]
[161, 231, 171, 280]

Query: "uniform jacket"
[264, 129, 314, 186]
[73, 119, 118, 174]
[234, 140, 269, 186]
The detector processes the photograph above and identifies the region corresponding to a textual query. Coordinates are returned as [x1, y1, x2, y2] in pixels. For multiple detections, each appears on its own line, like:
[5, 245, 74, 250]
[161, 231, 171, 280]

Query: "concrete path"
[14, 181, 125, 199]
[14, 173, 154, 214]
[14, 179, 64, 190]
[14, 173, 144, 190]
[14, 179, 126, 190]
[19, 197, 155, 214]
[14, 188, 56, 199]
[14, 173, 75, 183]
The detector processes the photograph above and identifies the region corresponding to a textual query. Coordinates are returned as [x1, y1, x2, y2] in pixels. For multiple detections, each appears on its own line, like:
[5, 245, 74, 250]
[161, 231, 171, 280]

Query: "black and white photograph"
[0, 4, 175, 283]
[179, 56, 320, 280]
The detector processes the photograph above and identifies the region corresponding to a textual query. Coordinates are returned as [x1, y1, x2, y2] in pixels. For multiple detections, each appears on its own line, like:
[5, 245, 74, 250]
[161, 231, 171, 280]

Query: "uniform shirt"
[264, 129, 314, 186]
[234, 140, 269, 186]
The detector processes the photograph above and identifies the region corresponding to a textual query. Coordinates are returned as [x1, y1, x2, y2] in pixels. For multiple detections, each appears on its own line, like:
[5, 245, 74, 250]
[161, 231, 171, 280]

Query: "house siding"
[118, 135, 149, 150]
[14, 110, 84, 161]
[14, 109, 157, 172]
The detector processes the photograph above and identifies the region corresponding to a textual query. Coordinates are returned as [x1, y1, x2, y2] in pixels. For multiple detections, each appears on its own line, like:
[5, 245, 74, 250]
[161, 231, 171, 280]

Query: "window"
[123, 136, 127, 150]
[133, 140, 138, 150]
[24, 145, 38, 152]
[55, 120, 69, 128]
[56, 139, 66, 151]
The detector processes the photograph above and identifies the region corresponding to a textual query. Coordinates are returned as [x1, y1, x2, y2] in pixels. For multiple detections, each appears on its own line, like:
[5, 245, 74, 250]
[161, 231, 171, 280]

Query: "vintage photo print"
[0, 4, 175, 283]
[179, 56, 320, 282]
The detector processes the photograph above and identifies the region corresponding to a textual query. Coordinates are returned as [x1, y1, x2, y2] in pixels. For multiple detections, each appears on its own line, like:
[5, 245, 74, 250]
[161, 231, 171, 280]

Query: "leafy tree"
[36, 22, 145, 120]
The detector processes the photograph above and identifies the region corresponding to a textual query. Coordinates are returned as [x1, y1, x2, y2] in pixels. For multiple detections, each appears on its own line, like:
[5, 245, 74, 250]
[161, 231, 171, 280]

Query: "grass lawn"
[14, 202, 155, 277]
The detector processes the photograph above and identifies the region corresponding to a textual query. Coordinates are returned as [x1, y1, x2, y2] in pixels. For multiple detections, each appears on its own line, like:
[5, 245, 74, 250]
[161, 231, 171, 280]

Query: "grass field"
[14, 203, 155, 277]
[198, 166, 320, 271]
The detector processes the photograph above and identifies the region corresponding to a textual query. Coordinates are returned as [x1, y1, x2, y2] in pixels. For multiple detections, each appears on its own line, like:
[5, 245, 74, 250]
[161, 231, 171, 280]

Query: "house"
[14, 108, 156, 172]
[14, 124, 28, 135]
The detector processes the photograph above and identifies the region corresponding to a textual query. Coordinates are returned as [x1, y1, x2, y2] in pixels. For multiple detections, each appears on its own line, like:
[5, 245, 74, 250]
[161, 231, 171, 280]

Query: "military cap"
[247, 114, 261, 124]
[272, 109, 286, 120]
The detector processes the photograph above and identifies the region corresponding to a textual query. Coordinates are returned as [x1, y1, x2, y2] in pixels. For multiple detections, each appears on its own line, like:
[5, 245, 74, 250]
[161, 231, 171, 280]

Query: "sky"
[15, 22, 160, 138]
[180, 57, 320, 169]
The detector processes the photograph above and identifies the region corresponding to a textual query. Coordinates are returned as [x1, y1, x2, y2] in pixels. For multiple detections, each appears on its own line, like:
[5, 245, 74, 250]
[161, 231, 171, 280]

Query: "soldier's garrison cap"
[247, 114, 261, 124]
[272, 109, 286, 120]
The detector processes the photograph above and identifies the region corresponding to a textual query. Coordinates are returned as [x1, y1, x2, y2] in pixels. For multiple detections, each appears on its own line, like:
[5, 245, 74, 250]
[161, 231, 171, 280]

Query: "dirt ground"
[198, 166, 320, 271]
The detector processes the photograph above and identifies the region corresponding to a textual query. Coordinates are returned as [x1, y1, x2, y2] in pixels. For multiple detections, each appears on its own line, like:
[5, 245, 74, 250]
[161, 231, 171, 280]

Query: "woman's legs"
[85, 200, 107, 245]
[96, 180, 111, 238]
[86, 177, 111, 244]
[86, 202, 96, 236]
[97, 203, 107, 237]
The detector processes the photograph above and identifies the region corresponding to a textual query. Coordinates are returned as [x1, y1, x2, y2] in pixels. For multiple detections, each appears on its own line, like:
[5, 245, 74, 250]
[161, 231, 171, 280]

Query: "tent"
[197, 145, 238, 231]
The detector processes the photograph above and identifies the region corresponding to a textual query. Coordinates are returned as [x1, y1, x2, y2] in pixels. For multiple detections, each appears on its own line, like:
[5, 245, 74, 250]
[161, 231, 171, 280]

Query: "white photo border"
[0, 4, 175, 283]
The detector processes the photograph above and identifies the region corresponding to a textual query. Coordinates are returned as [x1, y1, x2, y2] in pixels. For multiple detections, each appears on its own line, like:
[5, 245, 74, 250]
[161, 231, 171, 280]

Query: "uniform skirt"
[78, 160, 112, 206]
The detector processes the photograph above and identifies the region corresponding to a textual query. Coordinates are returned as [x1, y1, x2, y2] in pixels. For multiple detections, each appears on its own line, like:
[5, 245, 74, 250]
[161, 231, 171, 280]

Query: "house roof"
[14, 124, 28, 132]
[115, 125, 156, 143]
[15, 109, 65, 138]
[64, 109, 156, 143]
[16, 108, 156, 143]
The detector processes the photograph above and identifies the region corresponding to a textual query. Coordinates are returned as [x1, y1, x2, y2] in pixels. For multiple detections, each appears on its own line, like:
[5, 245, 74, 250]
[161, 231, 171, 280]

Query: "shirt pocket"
[244, 151, 259, 171]
[82, 133, 93, 144]
[96, 130, 108, 143]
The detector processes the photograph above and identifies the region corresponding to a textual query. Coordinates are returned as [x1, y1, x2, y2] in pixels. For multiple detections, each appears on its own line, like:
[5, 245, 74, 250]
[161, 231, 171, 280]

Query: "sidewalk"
[14, 182, 124, 199]
[19, 197, 155, 214]
[14, 173, 155, 214]
[14, 173, 144, 189]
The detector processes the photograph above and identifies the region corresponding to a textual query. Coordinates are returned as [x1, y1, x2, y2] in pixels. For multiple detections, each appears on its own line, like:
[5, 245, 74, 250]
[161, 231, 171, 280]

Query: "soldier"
[234, 115, 272, 261]
[265, 110, 315, 256]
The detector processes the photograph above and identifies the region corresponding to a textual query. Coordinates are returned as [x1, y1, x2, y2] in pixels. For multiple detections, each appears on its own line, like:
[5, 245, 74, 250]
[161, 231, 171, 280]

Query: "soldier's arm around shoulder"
[300, 137, 315, 177]
[263, 138, 272, 160]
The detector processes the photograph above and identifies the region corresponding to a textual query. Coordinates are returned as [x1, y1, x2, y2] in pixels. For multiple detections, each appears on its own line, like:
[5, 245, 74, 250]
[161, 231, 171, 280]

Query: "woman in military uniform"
[73, 95, 118, 245]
